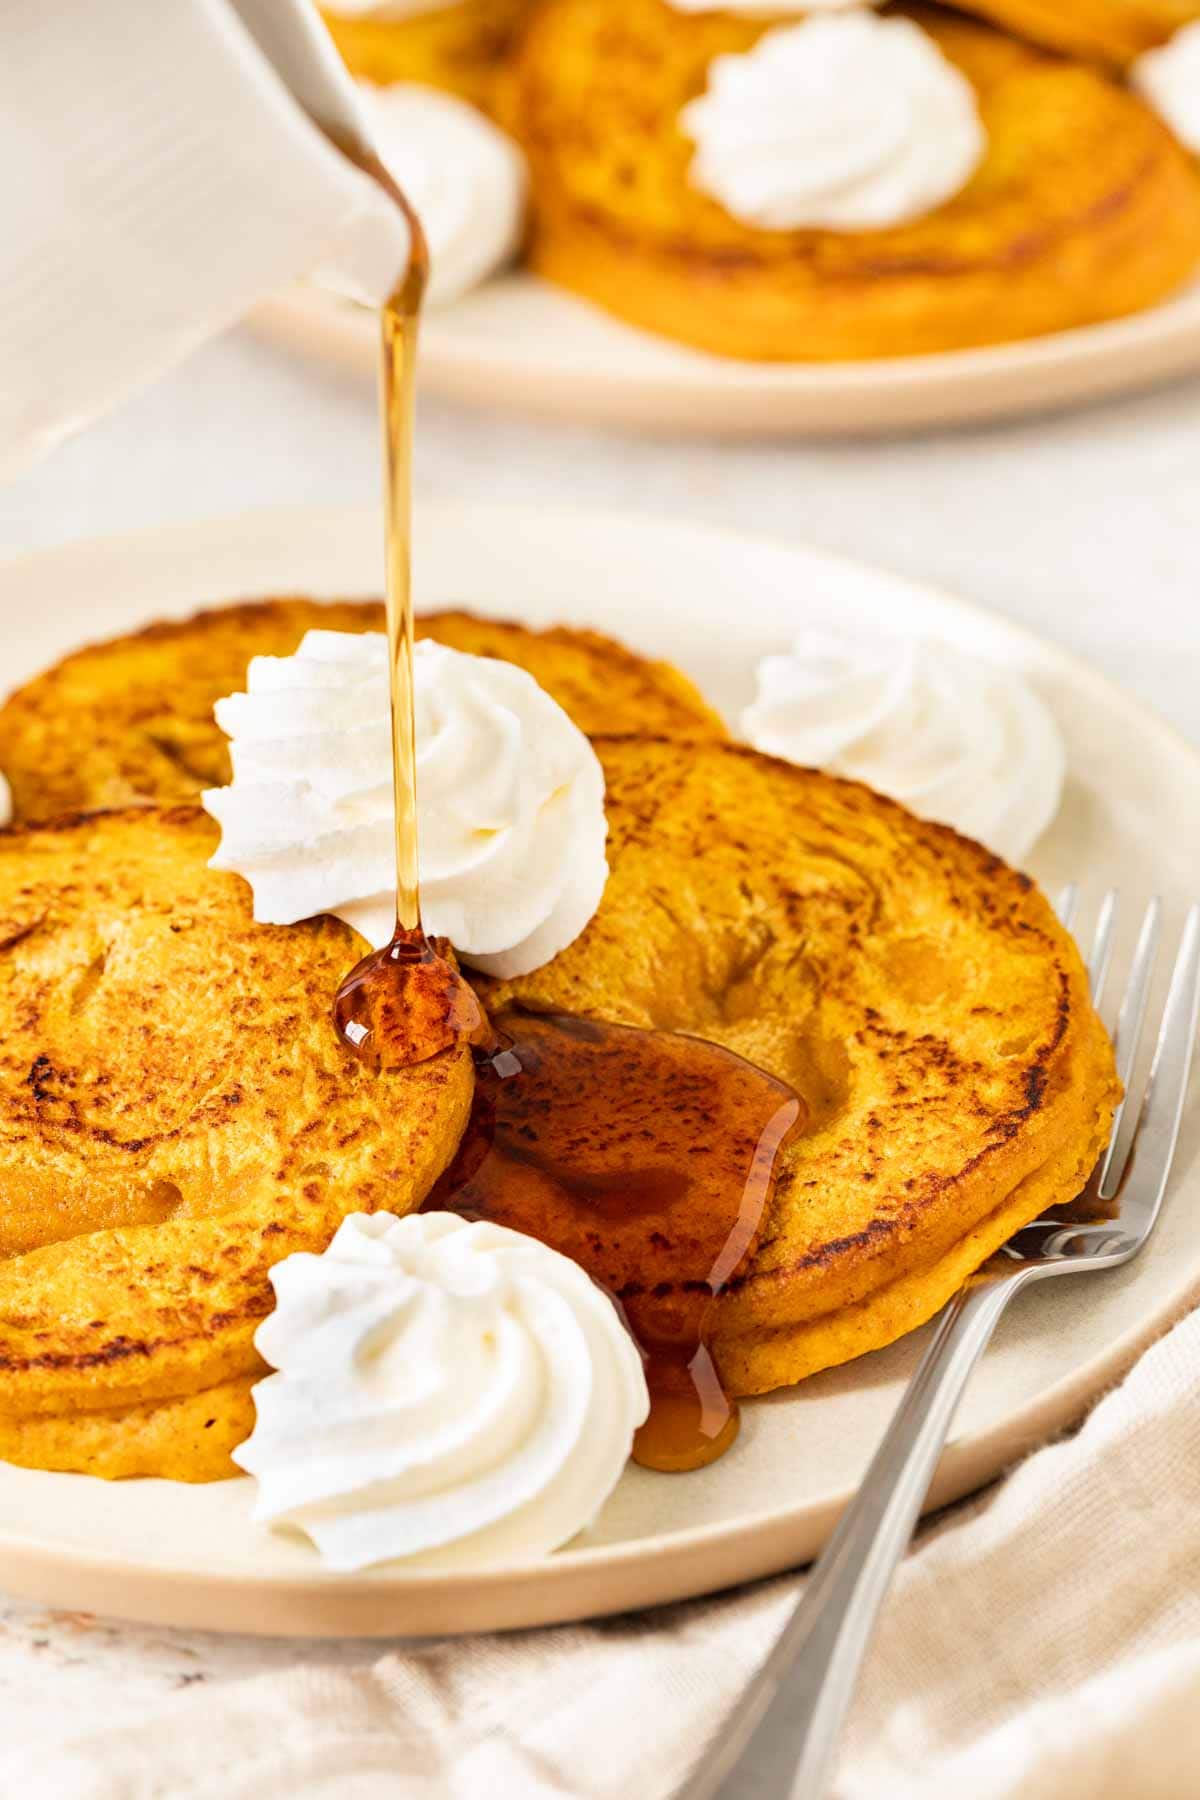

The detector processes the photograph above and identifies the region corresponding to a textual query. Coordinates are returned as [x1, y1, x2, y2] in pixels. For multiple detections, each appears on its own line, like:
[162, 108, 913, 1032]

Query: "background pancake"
[504, 0, 1200, 359]
[482, 737, 1121, 1394]
[953, 0, 1200, 65]
[321, 0, 533, 112]
[0, 598, 723, 824]
[0, 807, 473, 1478]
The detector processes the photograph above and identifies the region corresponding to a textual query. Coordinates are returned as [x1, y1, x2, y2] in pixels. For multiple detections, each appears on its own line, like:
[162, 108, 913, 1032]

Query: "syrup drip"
[329, 145, 476, 1072]
[428, 1011, 805, 1472]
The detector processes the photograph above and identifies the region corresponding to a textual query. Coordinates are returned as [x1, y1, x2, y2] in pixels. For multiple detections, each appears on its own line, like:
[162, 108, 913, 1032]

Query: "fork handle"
[682, 1275, 1019, 1800]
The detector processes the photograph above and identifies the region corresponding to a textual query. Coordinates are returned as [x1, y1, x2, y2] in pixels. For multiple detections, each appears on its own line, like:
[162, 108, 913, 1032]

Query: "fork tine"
[1097, 897, 1163, 1195]
[1101, 903, 1200, 1207]
[1056, 882, 1080, 931]
[1087, 889, 1119, 1007]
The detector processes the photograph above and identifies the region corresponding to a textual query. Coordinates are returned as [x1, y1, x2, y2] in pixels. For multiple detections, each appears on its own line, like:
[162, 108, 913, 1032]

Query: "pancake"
[954, 0, 1200, 65]
[504, 0, 1200, 360]
[0, 806, 474, 1480]
[321, 0, 533, 112]
[0, 598, 723, 825]
[481, 737, 1121, 1394]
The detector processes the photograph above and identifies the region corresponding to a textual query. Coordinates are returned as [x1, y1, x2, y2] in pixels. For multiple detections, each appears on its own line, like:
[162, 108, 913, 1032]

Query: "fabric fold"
[6, 1306, 1200, 1799]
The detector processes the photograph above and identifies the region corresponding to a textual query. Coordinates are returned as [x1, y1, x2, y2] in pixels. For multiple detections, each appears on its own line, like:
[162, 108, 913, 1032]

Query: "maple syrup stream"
[329, 148, 807, 1471]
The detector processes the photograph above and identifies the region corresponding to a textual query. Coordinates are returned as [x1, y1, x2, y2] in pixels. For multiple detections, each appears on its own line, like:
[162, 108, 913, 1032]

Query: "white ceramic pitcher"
[0, 0, 412, 476]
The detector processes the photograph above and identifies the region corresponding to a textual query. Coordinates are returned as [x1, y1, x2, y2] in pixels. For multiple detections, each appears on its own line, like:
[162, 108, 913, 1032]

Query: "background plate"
[0, 502, 1197, 1638]
[256, 272, 1200, 439]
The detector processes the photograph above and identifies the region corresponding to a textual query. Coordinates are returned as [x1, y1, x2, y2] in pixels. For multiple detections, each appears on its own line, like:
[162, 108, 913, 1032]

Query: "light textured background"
[0, 326, 1197, 1789]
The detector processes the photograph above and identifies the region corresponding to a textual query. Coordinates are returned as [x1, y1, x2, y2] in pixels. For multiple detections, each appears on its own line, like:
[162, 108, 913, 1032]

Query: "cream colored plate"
[0, 503, 1197, 1638]
[256, 273, 1200, 438]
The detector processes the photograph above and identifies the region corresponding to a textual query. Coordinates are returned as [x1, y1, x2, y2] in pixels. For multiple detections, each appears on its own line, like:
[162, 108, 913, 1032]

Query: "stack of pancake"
[0, 599, 1119, 1482]
[320, 0, 1200, 359]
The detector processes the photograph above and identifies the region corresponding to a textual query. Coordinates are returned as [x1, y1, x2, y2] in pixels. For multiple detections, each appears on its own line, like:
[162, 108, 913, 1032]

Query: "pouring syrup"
[330, 150, 807, 1469]
[330, 153, 482, 1072]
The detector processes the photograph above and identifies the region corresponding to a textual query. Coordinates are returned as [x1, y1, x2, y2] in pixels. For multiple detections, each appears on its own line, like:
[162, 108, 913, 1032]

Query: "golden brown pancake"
[321, 0, 533, 112]
[0, 807, 474, 1480]
[954, 0, 1200, 65]
[0, 598, 723, 825]
[482, 738, 1121, 1394]
[504, 0, 1200, 360]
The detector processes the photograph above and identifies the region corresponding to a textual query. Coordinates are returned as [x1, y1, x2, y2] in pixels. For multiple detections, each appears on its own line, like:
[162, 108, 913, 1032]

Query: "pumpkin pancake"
[0, 598, 723, 825]
[321, 0, 533, 112]
[481, 737, 1121, 1394]
[955, 0, 1200, 66]
[0, 807, 474, 1480]
[504, 0, 1200, 359]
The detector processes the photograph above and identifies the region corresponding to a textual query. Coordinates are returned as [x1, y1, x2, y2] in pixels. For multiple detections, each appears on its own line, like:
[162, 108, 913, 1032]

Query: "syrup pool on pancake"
[427, 1012, 805, 1474]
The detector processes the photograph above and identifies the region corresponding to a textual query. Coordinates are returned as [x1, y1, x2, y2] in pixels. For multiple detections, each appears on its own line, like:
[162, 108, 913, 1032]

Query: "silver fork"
[677, 890, 1200, 1800]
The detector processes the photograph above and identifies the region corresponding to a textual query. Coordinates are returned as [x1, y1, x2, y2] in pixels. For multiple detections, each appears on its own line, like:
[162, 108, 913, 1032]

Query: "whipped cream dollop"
[1133, 24, 1200, 154]
[203, 630, 608, 979]
[680, 14, 985, 232]
[742, 629, 1065, 867]
[326, 2, 458, 18]
[233, 1212, 649, 1571]
[355, 82, 527, 307]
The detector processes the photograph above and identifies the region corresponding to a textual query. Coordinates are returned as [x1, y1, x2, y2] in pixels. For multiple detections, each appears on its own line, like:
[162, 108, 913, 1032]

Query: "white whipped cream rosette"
[742, 629, 1065, 868]
[203, 631, 608, 979]
[233, 1211, 649, 1571]
[680, 12, 985, 232]
[1133, 25, 1200, 155]
[325, 1, 458, 17]
[353, 81, 527, 306]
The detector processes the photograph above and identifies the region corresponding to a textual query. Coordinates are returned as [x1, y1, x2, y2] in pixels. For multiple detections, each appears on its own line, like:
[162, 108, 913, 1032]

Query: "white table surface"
[0, 323, 1197, 1789]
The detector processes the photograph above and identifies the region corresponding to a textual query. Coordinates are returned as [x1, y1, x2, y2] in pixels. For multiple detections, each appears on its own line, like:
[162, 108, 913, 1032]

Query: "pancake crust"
[321, 0, 534, 110]
[0, 808, 474, 1478]
[505, 0, 1200, 360]
[0, 598, 723, 825]
[954, 0, 1200, 65]
[483, 738, 1121, 1394]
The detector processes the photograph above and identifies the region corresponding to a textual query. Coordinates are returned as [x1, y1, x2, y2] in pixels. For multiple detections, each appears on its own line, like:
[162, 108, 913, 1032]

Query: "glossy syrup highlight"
[428, 1011, 805, 1472]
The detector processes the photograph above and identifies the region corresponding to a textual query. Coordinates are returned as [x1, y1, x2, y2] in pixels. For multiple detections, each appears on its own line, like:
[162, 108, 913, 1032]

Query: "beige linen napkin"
[6, 1305, 1200, 1800]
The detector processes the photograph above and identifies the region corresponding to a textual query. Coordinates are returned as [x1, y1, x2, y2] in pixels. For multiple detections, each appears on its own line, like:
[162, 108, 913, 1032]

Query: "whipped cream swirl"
[234, 1212, 649, 1571]
[355, 82, 527, 307]
[203, 631, 608, 979]
[680, 14, 985, 232]
[1133, 25, 1200, 155]
[742, 629, 1065, 867]
[326, 2, 458, 19]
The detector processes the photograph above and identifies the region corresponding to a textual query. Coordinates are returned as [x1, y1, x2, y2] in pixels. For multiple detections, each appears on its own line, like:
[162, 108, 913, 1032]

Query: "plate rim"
[0, 499, 1197, 1636]
[254, 274, 1200, 437]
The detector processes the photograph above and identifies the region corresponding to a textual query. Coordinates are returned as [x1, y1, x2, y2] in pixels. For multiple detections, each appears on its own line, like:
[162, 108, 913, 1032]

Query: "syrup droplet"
[428, 1010, 805, 1471]
[333, 925, 483, 1073]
